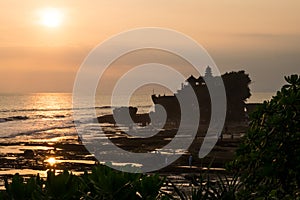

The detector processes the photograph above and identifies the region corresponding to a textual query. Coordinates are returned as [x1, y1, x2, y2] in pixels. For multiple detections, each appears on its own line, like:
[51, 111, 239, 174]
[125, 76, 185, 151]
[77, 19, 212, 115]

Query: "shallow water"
[0, 93, 153, 143]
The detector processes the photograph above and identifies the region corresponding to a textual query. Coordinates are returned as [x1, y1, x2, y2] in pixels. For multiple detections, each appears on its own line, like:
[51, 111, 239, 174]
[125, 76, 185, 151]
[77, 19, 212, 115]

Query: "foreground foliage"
[230, 74, 300, 199]
[170, 171, 242, 200]
[0, 168, 244, 200]
[0, 165, 166, 200]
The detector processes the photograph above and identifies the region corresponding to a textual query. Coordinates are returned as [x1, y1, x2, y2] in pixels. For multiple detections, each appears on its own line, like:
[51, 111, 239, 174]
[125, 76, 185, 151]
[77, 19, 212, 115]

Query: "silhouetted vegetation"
[229, 74, 300, 199]
[222, 71, 251, 121]
[0, 165, 166, 200]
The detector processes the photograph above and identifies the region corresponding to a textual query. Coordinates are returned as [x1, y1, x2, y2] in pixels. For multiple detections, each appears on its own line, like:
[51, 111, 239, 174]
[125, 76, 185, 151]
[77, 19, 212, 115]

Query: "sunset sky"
[0, 0, 299, 93]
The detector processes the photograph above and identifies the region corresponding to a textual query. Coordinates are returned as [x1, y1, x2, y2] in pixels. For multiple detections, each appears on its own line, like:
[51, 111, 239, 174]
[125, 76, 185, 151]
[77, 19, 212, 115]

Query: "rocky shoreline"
[0, 122, 246, 172]
[0, 115, 247, 189]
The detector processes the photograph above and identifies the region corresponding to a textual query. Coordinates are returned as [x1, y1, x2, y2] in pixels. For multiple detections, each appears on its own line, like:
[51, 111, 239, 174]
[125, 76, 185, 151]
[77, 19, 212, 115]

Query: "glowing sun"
[39, 8, 63, 28]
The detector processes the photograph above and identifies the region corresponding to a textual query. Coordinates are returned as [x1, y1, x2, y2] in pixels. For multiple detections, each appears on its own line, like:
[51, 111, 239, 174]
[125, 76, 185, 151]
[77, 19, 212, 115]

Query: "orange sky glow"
[0, 0, 299, 93]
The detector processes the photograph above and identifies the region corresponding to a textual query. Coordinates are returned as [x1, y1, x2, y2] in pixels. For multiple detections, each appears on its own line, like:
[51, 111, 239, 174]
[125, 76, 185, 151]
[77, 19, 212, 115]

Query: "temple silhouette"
[151, 66, 252, 124]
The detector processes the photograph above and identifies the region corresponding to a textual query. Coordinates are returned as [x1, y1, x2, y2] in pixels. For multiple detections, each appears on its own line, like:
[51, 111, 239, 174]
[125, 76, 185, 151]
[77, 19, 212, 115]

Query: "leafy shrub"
[166, 168, 241, 200]
[230, 74, 300, 199]
[0, 165, 166, 200]
[2, 173, 44, 200]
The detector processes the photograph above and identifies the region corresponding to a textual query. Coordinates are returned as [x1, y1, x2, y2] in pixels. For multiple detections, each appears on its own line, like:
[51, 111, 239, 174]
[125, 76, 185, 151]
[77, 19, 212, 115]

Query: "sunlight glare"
[45, 157, 57, 166]
[39, 8, 63, 28]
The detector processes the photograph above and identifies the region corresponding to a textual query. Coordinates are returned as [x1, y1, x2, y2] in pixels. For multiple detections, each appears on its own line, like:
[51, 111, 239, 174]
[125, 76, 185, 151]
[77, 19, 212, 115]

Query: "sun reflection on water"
[45, 157, 57, 166]
[32, 93, 71, 109]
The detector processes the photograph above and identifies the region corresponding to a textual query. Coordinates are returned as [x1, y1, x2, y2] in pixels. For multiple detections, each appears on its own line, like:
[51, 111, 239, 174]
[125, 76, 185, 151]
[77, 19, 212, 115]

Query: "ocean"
[0, 92, 274, 143]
